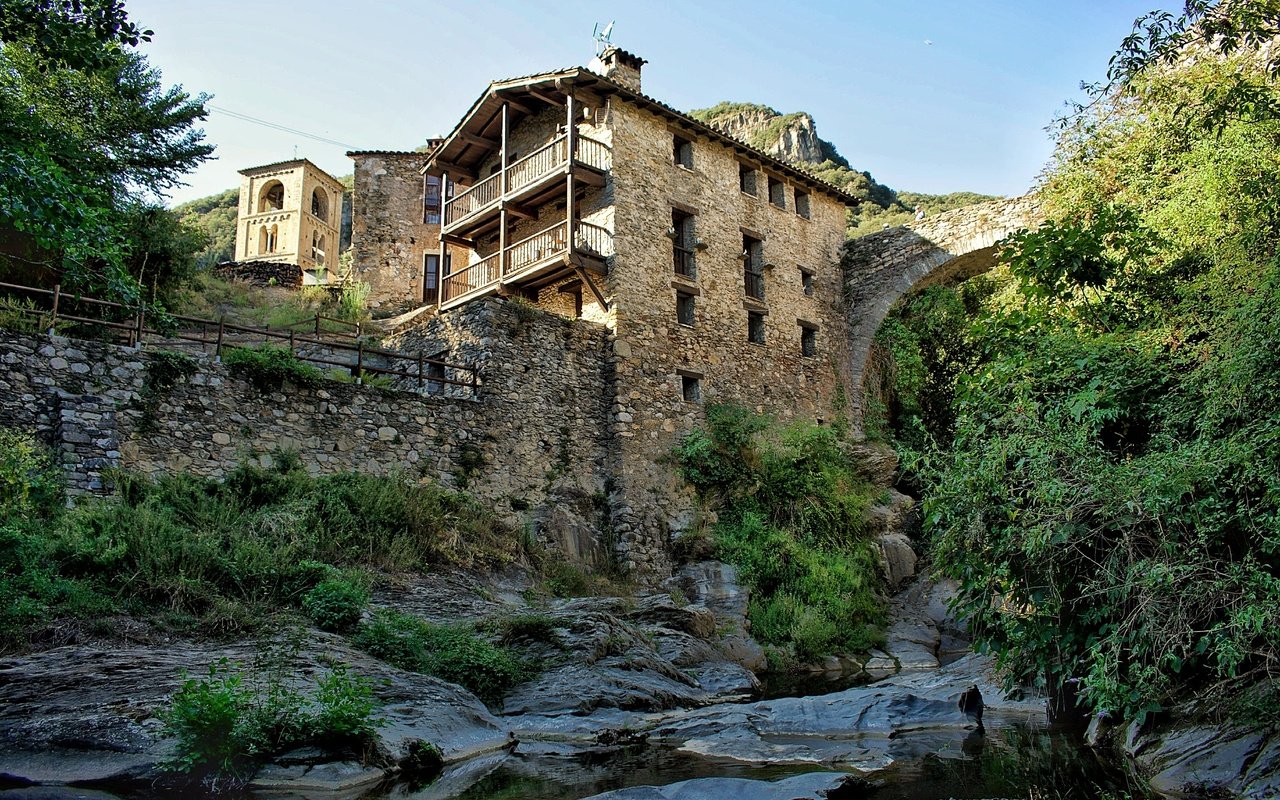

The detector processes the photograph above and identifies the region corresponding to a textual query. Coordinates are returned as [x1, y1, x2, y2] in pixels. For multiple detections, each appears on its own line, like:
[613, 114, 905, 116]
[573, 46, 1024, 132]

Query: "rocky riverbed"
[0, 563, 1276, 799]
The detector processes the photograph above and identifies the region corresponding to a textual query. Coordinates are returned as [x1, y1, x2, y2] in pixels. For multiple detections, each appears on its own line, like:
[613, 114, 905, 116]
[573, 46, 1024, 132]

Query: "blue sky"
[132, 0, 1166, 205]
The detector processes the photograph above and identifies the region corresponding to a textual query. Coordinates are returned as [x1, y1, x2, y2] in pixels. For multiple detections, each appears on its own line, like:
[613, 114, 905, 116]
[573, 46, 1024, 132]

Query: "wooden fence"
[0, 281, 479, 395]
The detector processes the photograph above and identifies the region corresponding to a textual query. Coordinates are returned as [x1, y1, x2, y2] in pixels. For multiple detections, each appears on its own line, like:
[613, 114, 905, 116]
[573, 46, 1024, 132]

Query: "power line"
[207, 104, 358, 150]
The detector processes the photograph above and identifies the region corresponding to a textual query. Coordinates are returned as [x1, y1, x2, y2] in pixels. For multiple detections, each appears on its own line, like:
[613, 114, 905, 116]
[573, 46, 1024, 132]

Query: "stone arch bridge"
[841, 195, 1044, 424]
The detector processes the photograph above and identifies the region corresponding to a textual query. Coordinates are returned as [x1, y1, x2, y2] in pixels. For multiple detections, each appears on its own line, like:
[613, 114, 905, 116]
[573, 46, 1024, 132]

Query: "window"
[801, 268, 814, 296]
[312, 232, 326, 265]
[258, 181, 284, 213]
[795, 189, 810, 219]
[742, 234, 764, 300]
[768, 176, 785, 209]
[311, 188, 329, 222]
[426, 361, 445, 393]
[801, 325, 817, 357]
[673, 134, 693, 169]
[676, 291, 695, 325]
[739, 163, 757, 196]
[260, 224, 278, 254]
[681, 374, 701, 403]
[748, 311, 765, 345]
[423, 254, 440, 302]
[672, 209, 695, 278]
[423, 175, 442, 225]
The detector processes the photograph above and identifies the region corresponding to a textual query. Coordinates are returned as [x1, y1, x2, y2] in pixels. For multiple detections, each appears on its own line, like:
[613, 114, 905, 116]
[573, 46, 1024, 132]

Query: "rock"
[639, 653, 1042, 769]
[249, 760, 385, 794]
[875, 532, 917, 590]
[687, 661, 760, 700]
[581, 772, 867, 800]
[1128, 722, 1278, 798]
[664, 561, 767, 672]
[846, 440, 898, 486]
[0, 636, 511, 787]
[624, 595, 716, 639]
[533, 489, 609, 569]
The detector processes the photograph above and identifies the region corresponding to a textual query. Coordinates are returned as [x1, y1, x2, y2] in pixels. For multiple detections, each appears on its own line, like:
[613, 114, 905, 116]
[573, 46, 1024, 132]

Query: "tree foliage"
[0, 0, 212, 302]
[888, 2, 1280, 721]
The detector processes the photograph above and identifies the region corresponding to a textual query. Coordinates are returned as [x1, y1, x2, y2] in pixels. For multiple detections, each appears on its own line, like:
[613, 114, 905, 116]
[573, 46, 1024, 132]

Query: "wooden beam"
[440, 233, 476, 248]
[496, 93, 535, 115]
[458, 131, 498, 149]
[431, 160, 477, 182]
[527, 87, 564, 107]
[574, 265, 609, 310]
[573, 167, 606, 188]
[505, 203, 535, 220]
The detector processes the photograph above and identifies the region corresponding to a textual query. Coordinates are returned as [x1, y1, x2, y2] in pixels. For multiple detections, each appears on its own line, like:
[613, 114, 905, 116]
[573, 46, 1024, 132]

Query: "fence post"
[215, 317, 225, 362]
[314, 314, 320, 336]
[354, 340, 363, 384]
[49, 284, 60, 335]
[289, 329, 295, 354]
[135, 306, 145, 349]
[417, 351, 424, 388]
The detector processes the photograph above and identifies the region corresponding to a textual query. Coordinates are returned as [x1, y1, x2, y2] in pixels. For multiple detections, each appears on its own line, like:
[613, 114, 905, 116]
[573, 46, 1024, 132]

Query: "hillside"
[688, 102, 998, 234]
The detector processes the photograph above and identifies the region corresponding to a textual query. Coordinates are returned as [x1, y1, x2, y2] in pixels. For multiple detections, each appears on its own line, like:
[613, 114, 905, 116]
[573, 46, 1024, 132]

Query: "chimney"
[588, 45, 646, 92]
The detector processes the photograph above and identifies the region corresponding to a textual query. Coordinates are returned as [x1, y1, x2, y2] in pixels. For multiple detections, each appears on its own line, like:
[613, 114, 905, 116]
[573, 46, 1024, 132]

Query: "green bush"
[0, 429, 62, 520]
[302, 577, 369, 633]
[162, 656, 382, 783]
[674, 407, 885, 662]
[353, 610, 527, 706]
[223, 345, 323, 392]
[0, 447, 516, 641]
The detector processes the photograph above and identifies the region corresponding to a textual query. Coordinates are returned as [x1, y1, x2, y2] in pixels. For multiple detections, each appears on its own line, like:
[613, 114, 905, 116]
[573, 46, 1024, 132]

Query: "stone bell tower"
[233, 158, 345, 285]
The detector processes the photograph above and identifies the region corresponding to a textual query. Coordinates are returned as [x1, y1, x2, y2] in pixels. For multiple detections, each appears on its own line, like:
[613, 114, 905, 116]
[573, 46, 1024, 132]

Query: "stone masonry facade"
[0, 302, 610, 549]
[234, 159, 345, 284]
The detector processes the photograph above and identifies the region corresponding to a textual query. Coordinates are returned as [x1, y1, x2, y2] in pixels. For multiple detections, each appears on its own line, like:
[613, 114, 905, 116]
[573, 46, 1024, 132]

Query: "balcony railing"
[438, 220, 613, 306]
[443, 134, 611, 228]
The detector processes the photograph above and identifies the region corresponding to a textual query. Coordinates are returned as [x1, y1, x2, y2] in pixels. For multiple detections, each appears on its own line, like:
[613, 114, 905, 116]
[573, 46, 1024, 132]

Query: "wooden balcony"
[439, 220, 613, 309]
[442, 134, 610, 236]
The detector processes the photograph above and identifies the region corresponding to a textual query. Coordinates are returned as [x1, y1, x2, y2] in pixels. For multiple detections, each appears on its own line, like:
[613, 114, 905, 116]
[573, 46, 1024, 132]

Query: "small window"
[426, 361, 445, 393]
[681, 374, 701, 403]
[747, 311, 765, 345]
[801, 269, 814, 296]
[672, 209, 695, 278]
[423, 254, 439, 302]
[673, 134, 693, 169]
[739, 163, 757, 196]
[676, 291, 695, 326]
[795, 190, 810, 219]
[743, 234, 764, 300]
[423, 175, 442, 225]
[311, 188, 329, 221]
[801, 326, 817, 357]
[768, 176, 785, 208]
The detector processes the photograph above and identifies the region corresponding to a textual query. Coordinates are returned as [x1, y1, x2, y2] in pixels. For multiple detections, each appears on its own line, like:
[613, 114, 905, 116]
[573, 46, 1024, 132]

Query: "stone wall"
[215, 260, 304, 288]
[602, 98, 854, 573]
[0, 302, 611, 545]
[349, 152, 469, 310]
[841, 195, 1042, 424]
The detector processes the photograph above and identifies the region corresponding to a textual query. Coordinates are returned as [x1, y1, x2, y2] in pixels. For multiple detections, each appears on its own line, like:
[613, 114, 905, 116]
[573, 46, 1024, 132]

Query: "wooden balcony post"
[566, 94, 577, 258]
[500, 103, 509, 278]
[438, 171, 449, 307]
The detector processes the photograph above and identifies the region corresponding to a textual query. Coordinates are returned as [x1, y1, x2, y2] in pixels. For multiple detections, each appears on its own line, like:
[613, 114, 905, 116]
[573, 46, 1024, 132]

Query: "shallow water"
[377, 722, 1150, 800]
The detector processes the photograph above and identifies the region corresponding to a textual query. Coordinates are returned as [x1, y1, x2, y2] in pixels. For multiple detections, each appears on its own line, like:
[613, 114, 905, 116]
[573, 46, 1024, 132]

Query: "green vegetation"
[0, 1, 212, 304]
[223, 344, 324, 391]
[162, 654, 382, 784]
[0, 438, 517, 648]
[174, 188, 239, 269]
[875, 2, 1280, 722]
[675, 405, 884, 662]
[352, 609, 526, 706]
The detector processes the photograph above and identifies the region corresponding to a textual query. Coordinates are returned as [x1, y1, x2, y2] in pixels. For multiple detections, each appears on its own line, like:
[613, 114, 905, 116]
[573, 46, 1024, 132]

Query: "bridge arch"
[841, 195, 1044, 427]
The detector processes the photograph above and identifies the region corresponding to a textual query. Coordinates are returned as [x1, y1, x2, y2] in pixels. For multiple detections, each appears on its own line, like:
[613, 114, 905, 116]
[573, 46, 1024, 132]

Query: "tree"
[0, 0, 212, 301]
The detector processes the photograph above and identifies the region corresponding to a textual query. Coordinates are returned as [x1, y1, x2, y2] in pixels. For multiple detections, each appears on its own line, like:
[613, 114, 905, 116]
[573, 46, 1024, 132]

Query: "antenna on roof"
[593, 21, 615, 56]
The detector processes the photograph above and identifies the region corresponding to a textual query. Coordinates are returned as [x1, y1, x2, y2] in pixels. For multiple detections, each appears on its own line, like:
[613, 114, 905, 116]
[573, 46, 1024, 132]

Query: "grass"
[0, 438, 518, 648]
[167, 273, 370, 333]
[352, 609, 528, 706]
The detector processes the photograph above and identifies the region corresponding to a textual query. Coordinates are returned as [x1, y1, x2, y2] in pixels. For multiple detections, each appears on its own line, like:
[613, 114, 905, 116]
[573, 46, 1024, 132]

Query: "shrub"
[223, 345, 322, 391]
[353, 610, 527, 706]
[674, 406, 885, 662]
[0, 429, 62, 520]
[162, 656, 383, 784]
[302, 577, 369, 633]
[482, 612, 561, 646]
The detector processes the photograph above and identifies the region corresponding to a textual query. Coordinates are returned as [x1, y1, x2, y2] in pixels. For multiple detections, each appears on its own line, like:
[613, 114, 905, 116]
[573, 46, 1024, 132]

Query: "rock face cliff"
[689, 103, 827, 165]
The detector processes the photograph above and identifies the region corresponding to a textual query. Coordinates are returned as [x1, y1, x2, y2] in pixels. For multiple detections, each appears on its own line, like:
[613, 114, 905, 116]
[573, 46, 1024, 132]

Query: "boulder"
[1128, 722, 1280, 799]
[580, 772, 867, 800]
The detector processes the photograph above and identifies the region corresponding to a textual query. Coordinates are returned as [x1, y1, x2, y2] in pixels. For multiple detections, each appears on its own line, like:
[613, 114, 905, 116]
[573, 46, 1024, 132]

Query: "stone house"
[233, 158, 345, 285]
[352, 47, 858, 572]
